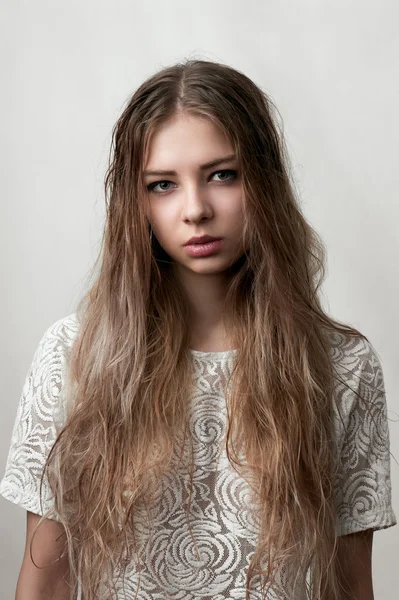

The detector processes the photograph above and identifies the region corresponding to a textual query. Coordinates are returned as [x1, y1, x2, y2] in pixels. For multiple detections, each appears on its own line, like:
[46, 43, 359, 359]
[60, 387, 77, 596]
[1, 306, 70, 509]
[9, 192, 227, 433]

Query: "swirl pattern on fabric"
[0, 314, 396, 599]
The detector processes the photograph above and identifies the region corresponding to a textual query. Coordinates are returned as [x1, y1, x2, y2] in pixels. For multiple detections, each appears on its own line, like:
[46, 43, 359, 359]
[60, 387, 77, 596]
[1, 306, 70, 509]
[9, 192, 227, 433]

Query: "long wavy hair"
[37, 59, 374, 599]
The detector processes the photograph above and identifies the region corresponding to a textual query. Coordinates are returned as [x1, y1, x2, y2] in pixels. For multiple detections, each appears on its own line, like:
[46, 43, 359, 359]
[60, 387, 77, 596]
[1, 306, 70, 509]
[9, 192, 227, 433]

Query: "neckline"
[189, 348, 237, 359]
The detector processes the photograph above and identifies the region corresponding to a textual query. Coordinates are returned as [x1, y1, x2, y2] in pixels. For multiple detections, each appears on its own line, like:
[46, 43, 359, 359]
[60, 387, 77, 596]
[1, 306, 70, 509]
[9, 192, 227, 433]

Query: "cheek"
[224, 201, 245, 228]
[149, 202, 178, 228]
[146, 202, 160, 231]
[148, 212, 174, 247]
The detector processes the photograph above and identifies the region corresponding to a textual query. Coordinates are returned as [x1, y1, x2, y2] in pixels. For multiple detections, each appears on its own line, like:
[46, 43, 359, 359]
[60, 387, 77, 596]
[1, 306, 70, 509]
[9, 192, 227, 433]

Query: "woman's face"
[144, 112, 246, 278]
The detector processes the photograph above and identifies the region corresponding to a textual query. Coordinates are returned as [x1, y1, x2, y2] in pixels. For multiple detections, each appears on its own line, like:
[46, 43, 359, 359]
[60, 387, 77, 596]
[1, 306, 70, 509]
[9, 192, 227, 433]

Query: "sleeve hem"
[0, 479, 57, 519]
[336, 508, 397, 536]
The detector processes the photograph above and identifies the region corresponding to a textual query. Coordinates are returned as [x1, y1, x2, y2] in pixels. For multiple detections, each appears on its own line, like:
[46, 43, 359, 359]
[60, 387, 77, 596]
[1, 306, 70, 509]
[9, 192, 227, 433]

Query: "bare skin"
[336, 529, 374, 599]
[16, 511, 70, 600]
[144, 112, 247, 350]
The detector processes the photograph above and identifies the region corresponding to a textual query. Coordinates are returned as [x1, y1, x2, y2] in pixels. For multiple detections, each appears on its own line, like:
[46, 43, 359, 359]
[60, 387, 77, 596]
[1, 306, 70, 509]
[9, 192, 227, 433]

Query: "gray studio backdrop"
[1, 1, 398, 598]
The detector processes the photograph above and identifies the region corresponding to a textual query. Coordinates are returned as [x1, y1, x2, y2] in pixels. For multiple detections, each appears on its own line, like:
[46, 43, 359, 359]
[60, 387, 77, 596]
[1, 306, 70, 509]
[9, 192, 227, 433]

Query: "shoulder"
[326, 330, 387, 446]
[33, 312, 81, 366]
[0, 313, 81, 513]
[38, 312, 80, 350]
[327, 330, 397, 535]
[327, 329, 384, 394]
[24, 313, 81, 422]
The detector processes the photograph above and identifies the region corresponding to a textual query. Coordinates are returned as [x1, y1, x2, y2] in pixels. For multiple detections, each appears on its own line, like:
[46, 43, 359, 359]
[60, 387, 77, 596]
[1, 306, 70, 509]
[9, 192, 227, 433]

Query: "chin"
[187, 262, 231, 275]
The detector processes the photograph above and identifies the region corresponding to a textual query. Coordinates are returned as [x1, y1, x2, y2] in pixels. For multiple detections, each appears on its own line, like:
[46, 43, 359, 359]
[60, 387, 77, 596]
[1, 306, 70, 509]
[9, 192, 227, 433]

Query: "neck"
[174, 264, 229, 326]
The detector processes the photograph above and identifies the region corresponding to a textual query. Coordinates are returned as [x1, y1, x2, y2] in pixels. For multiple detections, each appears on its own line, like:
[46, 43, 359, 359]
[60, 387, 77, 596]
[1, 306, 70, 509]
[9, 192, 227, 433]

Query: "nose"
[181, 182, 213, 223]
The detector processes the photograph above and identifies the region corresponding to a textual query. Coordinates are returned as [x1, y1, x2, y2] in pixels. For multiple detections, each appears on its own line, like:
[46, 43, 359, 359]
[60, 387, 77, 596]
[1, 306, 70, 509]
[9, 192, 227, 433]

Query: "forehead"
[143, 113, 234, 171]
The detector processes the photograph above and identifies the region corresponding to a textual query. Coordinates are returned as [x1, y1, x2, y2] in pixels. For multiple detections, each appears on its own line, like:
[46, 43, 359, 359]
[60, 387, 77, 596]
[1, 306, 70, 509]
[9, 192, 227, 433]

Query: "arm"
[336, 529, 374, 600]
[16, 511, 71, 600]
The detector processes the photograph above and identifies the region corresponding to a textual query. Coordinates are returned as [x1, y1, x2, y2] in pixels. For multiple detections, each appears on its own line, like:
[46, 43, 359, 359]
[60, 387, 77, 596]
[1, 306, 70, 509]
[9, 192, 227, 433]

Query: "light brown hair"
[37, 58, 377, 599]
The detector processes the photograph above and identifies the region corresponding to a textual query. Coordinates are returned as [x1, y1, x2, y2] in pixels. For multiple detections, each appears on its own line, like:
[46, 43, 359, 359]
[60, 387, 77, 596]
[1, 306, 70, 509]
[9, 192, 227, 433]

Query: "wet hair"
[38, 58, 378, 599]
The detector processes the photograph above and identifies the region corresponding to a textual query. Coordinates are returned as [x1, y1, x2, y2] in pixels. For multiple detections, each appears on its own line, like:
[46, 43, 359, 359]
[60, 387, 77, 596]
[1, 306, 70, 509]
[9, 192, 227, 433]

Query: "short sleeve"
[332, 335, 397, 536]
[0, 314, 77, 519]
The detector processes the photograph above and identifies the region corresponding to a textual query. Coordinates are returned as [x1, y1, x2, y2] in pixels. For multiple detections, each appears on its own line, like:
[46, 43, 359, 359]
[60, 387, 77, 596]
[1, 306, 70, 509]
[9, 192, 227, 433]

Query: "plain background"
[1, 0, 398, 597]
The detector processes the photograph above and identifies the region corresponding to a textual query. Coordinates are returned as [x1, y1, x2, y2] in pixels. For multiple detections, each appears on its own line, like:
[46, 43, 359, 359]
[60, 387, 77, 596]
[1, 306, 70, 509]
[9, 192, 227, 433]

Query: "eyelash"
[146, 169, 238, 195]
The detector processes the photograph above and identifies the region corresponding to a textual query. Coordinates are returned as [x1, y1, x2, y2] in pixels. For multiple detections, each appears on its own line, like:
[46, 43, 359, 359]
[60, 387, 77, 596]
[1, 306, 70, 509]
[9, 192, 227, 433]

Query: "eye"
[211, 169, 237, 182]
[146, 169, 238, 195]
[146, 180, 176, 194]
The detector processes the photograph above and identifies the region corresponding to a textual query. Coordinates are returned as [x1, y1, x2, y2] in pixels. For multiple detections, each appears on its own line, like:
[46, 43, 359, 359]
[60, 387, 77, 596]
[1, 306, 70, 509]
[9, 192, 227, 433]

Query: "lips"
[184, 238, 223, 257]
[184, 235, 221, 245]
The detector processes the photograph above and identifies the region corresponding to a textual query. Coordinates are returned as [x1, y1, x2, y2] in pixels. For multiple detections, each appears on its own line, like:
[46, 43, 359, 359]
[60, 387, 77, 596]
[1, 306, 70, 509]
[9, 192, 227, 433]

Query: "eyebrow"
[143, 154, 237, 177]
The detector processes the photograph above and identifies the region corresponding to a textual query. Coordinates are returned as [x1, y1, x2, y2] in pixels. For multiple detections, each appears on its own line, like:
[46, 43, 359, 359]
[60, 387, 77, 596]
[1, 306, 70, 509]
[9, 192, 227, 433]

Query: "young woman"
[0, 59, 396, 600]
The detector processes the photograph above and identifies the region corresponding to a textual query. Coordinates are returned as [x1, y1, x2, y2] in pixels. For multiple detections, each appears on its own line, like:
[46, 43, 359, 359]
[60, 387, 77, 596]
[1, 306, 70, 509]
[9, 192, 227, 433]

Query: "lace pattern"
[0, 314, 396, 599]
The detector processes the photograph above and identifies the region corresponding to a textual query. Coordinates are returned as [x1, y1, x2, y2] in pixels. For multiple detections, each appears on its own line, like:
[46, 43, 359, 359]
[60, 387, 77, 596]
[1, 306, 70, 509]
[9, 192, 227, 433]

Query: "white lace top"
[0, 313, 397, 599]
